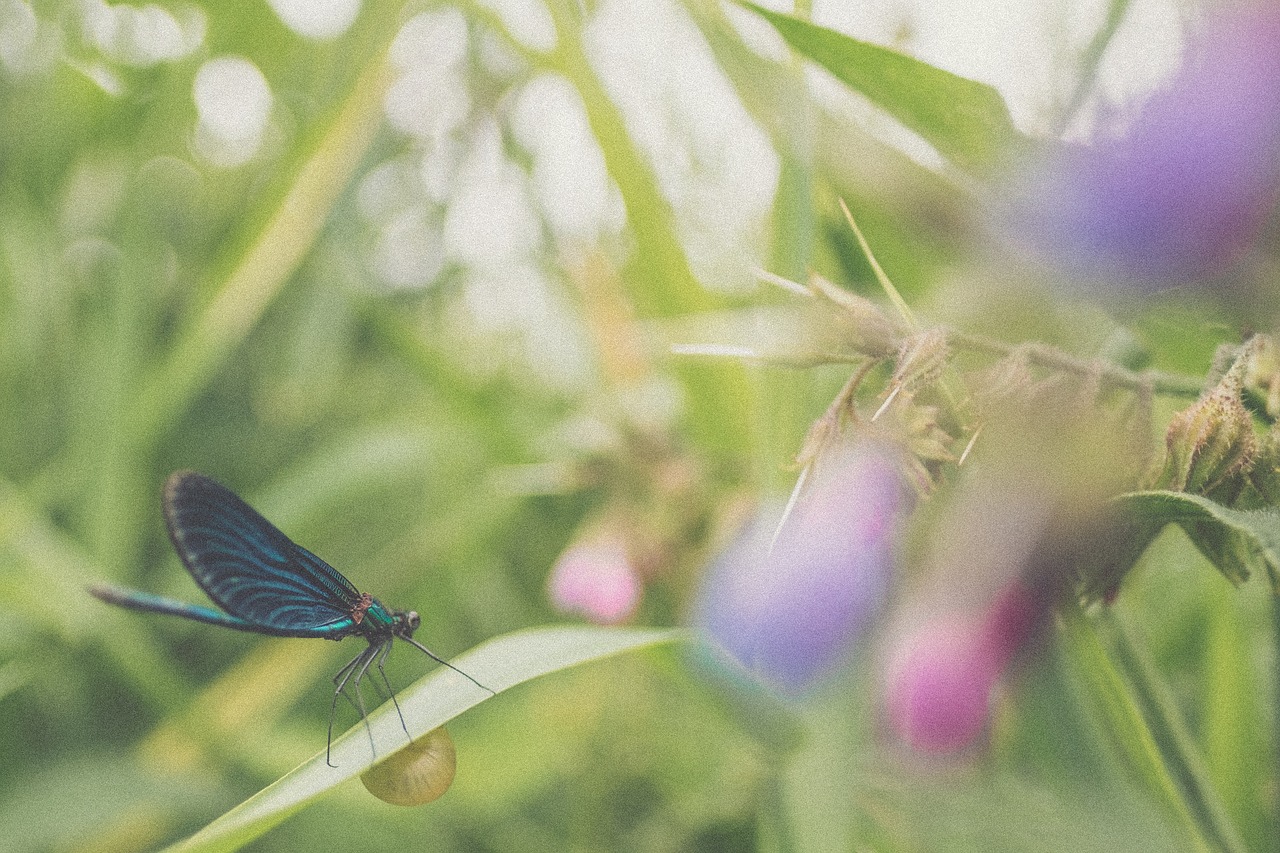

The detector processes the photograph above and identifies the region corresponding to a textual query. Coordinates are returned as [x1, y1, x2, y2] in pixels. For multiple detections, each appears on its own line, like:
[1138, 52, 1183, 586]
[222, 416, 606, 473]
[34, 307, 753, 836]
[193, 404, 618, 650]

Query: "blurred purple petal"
[693, 441, 912, 695]
[1000, 3, 1280, 288]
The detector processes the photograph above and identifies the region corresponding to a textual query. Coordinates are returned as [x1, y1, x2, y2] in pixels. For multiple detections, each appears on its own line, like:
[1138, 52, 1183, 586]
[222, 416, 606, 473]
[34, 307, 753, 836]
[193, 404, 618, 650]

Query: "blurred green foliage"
[0, 0, 1275, 851]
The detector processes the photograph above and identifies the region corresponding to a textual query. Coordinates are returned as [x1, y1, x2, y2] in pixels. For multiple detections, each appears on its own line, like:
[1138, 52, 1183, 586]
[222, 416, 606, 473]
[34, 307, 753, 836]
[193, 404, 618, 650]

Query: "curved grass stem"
[1061, 603, 1248, 853]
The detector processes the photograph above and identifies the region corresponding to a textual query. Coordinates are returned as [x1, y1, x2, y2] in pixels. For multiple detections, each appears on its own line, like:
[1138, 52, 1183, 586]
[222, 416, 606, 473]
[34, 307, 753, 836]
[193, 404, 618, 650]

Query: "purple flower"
[693, 441, 912, 695]
[1000, 3, 1280, 288]
[548, 534, 642, 625]
[884, 580, 1046, 753]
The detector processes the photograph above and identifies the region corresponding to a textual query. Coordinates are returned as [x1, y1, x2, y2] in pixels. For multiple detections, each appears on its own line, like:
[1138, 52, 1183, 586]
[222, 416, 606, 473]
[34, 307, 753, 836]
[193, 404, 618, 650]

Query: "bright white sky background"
[271, 0, 1188, 381]
[0, 0, 1191, 386]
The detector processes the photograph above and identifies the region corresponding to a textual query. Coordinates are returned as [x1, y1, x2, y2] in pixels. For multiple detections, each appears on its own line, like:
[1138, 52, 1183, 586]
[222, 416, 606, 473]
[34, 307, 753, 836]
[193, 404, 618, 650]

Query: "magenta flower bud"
[884, 617, 993, 753]
[885, 580, 1046, 753]
[548, 534, 641, 625]
[693, 441, 912, 695]
[1000, 3, 1280, 288]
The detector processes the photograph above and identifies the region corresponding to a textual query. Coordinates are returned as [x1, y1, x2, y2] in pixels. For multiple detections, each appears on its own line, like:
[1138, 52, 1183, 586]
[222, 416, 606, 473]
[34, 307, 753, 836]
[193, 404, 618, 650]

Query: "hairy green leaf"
[1113, 491, 1280, 592]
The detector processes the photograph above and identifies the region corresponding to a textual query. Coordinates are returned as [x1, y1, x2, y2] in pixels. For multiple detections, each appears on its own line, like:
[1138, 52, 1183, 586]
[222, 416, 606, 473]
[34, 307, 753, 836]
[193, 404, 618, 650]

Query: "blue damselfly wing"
[163, 472, 367, 637]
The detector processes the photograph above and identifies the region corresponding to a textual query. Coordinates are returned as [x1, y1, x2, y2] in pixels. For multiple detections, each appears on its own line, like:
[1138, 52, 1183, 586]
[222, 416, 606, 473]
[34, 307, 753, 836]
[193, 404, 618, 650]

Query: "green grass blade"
[0, 478, 192, 711]
[537, 0, 752, 457]
[164, 626, 683, 853]
[1058, 606, 1216, 853]
[1097, 610, 1250, 853]
[737, 2, 1027, 175]
[1053, 0, 1134, 134]
[129, 54, 394, 454]
[1202, 582, 1272, 851]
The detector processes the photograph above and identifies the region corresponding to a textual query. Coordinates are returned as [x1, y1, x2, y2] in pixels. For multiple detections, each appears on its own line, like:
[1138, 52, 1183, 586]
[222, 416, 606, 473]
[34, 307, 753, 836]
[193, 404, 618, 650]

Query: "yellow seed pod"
[361, 727, 457, 806]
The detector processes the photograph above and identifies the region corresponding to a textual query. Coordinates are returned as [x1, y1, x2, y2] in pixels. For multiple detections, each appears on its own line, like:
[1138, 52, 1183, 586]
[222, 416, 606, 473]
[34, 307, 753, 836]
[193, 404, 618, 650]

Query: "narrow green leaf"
[737, 2, 1027, 175]
[1053, 0, 1134, 134]
[1095, 610, 1251, 853]
[1057, 607, 1212, 853]
[855, 768, 1187, 853]
[0, 478, 191, 712]
[1113, 491, 1280, 592]
[541, 3, 753, 457]
[164, 626, 682, 853]
[129, 51, 395, 454]
[543, 0, 709, 320]
[689, 0, 968, 303]
[1202, 589, 1263, 834]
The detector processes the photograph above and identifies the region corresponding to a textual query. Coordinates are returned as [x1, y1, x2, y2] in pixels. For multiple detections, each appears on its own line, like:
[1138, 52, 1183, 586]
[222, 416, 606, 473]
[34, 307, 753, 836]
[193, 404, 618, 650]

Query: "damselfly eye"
[407, 611, 420, 632]
[361, 726, 456, 806]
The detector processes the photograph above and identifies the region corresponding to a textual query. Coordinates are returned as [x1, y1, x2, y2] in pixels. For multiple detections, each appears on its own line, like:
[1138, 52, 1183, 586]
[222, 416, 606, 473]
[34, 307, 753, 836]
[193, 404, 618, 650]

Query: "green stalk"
[0, 479, 190, 712]
[768, 0, 815, 284]
[1062, 602, 1256, 852]
[1053, 0, 1133, 136]
[128, 44, 395, 454]
[947, 330, 1205, 398]
[758, 768, 799, 853]
[1094, 609, 1249, 853]
[1274, 598, 1280, 846]
[1057, 604, 1219, 853]
[540, 0, 753, 459]
[757, 1, 817, 492]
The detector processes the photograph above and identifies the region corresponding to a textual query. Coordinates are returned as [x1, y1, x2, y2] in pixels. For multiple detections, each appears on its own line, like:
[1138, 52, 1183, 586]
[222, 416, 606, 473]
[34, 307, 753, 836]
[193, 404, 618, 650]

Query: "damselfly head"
[396, 610, 421, 637]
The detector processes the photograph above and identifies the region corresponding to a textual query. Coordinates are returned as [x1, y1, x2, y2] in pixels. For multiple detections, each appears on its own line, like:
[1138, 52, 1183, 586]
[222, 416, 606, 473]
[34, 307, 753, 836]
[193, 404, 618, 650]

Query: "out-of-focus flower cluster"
[999, 2, 1280, 291]
[685, 356, 1149, 755]
[542, 437, 707, 627]
[542, 1, 1280, 761]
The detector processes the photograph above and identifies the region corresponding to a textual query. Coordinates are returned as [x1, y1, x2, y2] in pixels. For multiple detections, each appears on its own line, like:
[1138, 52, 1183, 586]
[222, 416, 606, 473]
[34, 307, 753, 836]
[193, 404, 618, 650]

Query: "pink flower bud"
[548, 535, 641, 625]
[885, 617, 995, 753]
[885, 580, 1046, 753]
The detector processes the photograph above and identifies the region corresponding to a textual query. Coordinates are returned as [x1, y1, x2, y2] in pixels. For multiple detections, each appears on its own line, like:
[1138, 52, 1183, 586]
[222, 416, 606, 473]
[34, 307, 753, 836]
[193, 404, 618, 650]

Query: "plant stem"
[758, 768, 799, 853]
[1057, 603, 1219, 853]
[1098, 609, 1250, 853]
[129, 45, 395, 453]
[1053, 0, 1133, 136]
[1063, 601, 1253, 853]
[947, 329, 1205, 398]
[1274, 596, 1280, 847]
